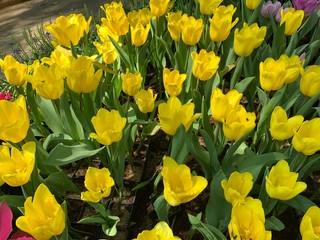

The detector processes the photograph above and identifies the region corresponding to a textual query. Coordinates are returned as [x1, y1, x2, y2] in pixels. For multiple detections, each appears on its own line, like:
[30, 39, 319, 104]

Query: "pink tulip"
[292, 0, 320, 16]
[0, 201, 13, 240]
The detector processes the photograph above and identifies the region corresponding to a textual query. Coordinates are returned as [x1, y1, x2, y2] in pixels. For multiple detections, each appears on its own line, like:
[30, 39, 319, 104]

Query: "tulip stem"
[125, 96, 130, 119]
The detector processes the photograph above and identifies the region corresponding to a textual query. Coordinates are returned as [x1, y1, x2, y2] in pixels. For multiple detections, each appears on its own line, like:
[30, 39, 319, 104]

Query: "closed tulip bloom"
[158, 97, 201, 135]
[81, 167, 115, 203]
[27, 63, 64, 100]
[261, 0, 282, 18]
[300, 206, 320, 239]
[270, 106, 304, 141]
[0, 142, 35, 187]
[0, 95, 29, 143]
[228, 197, 272, 240]
[41, 46, 72, 77]
[167, 11, 188, 42]
[150, 0, 170, 17]
[94, 40, 119, 64]
[280, 54, 303, 84]
[0, 55, 27, 86]
[266, 160, 307, 200]
[292, 118, 320, 155]
[121, 69, 143, 96]
[161, 156, 208, 206]
[134, 89, 157, 113]
[131, 23, 150, 47]
[44, 13, 91, 47]
[259, 57, 287, 91]
[16, 184, 65, 240]
[90, 108, 126, 146]
[246, 0, 261, 9]
[128, 8, 153, 27]
[95, 23, 119, 43]
[221, 171, 253, 206]
[293, 0, 320, 16]
[280, 8, 304, 35]
[197, 0, 222, 15]
[234, 23, 267, 57]
[100, 2, 129, 36]
[223, 105, 256, 141]
[66, 56, 102, 93]
[163, 68, 187, 97]
[209, 5, 239, 42]
[210, 88, 243, 123]
[133, 221, 181, 240]
[191, 49, 220, 81]
[181, 16, 203, 45]
[300, 65, 320, 97]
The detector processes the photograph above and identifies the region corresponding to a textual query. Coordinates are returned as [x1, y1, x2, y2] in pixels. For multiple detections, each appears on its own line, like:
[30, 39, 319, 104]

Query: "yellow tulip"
[300, 206, 320, 240]
[228, 197, 272, 240]
[81, 167, 115, 203]
[209, 5, 239, 42]
[95, 23, 119, 43]
[0, 142, 35, 187]
[167, 11, 189, 42]
[197, 0, 222, 15]
[120, 69, 143, 96]
[270, 106, 304, 141]
[246, 0, 261, 10]
[292, 118, 320, 156]
[90, 108, 126, 146]
[280, 8, 304, 35]
[0, 95, 29, 143]
[161, 156, 208, 206]
[66, 56, 102, 93]
[158, 97, 201, 136]
[266, 160, 307, 200]
[221, 171, 253, 206]
[128, 8, 153, 27]
[27, 63, 64, 100]
[181, 16, 203, 46]
[259, 57, 287, 91]
[300, 65, 320, 97]
[163, 68, 186, 97]
[223, 105, 256, 141]
[100, 2, 129, 36]
[134, 89, 157, 113]
[234, 22, 267, 57]
[280, 54, 303, 84]
[149, 0, 170, 17]
[44, 13, 91, 47]
[94, 40, 119, 64]
[0, 55, 27, 86]
[16, 183, 65, 240]
[191, 49, 220, 81]
[130, 23, 150, 47]
[210, 88, 243, 123]
[133, 221, 181, 240]
[41, 46, 72, 77]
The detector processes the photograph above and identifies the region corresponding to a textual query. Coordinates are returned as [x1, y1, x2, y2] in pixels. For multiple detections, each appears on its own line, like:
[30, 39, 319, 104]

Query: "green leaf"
[171, 125, 189, 164]
[46, 142, 105, 166]
[0, 195, 25, 208]
[141, 121, 161, 136]
[109, 36, 133, 70]
[44, 171, 80, 194]
[43, 133, 74, 151]
[235, 77, 255, 93]
[153, 195, 169, 223]
[60, 201, 69, 239]
[298, 13, 319, 41]
[266, 216, 285, 231]
[78, 215, 106, 224]
[156, 36, 175, 66]
[188, 213, 227, 240]
[205, 170, 231, 230]
[297, 92, 320, 115]
[284, 195, 316, 213]
[88, 202, 108, 219]
[102, 215, 120, 237]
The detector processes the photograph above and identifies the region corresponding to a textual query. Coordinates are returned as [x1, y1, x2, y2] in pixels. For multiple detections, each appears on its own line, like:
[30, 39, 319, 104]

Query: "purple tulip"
[261, 0, 282, 18]
[0, 201, 13, 240]
[292, 0, 320, 16]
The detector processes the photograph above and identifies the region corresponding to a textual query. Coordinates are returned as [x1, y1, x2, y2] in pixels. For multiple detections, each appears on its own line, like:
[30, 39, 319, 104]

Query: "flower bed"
[1, 0, 320, 239]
